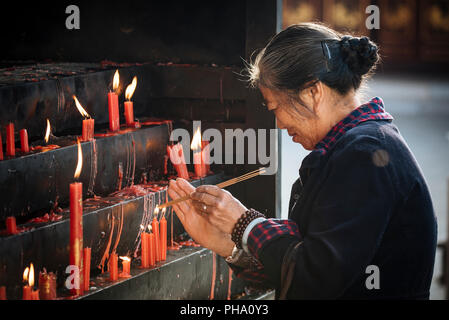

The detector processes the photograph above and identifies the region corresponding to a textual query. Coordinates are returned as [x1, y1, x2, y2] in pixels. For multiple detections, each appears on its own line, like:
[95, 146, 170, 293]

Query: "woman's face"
[260, 86, 321, 150]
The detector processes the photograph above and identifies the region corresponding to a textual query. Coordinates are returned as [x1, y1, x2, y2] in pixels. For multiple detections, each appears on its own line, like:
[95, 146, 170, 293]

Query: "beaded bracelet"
[231, 209, 265, 249]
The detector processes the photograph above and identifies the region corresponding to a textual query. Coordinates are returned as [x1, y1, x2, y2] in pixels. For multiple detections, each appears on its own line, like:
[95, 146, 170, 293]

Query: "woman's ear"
[298, 81, 324, 114]
[309, 82, 324, 113]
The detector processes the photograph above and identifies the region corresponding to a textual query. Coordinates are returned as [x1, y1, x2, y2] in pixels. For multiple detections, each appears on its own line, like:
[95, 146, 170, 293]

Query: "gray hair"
[246, 22, 379, 95]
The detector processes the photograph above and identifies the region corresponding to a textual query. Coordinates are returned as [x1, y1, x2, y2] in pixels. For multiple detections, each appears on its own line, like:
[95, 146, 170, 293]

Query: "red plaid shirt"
[314, 97, 393, 155]
[232, 97, 394, 284]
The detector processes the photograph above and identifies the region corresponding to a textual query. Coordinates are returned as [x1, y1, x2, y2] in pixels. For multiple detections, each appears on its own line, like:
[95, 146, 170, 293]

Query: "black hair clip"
[321, 41, 332, 72]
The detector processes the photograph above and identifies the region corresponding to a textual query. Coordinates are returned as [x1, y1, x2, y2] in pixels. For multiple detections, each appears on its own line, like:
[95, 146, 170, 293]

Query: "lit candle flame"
[140, 224, 144, 231]
[29, 263, 35, 287]
[190, 127, 202, 151]
[23, 267, 29, 283]
[154, 206, 159, 217]
[119, 256, 131, 262]
[125, 76, 137, 101]
[113, 70, 120, 92]
[147, 225, 152, 232]
[44, 119, 51, 144]
[74, 139, 83, 179]
[162, 208, 166, 217]
[73, 95, 90, 118]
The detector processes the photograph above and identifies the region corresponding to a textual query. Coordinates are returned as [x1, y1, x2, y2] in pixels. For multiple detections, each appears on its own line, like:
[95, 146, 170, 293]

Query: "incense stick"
[157, 167, 266, 209]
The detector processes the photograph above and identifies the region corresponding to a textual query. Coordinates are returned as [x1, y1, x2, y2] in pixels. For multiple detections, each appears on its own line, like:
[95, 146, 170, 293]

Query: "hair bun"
[340, 35, 379, 76]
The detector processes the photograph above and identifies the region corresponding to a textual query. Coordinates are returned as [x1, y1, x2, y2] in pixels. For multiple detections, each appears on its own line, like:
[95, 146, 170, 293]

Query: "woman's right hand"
[167, 178, 234, 258]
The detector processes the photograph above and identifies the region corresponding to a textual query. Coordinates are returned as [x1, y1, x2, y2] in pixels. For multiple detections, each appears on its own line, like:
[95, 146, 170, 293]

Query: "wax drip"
[133, 192, 156, 258]
[166, 188, 181, 250]
[124, 135, 131, 187]
[50, 154, 57, 206]
[130, 139, 136, 187]
[117, 163, 123, 191]
[227, 269, 233, 300]
[87, 139, 97, 196]
[98, 214, 116, 273]
[147, 193, 156, 228]
[133, 194, 148, 258]
[127, 135, 133, 187]
[210, 252, 217, 300]
[166, 120, 173, 141]
[163, 153, 169, 176]
[111, 205, 124, 254]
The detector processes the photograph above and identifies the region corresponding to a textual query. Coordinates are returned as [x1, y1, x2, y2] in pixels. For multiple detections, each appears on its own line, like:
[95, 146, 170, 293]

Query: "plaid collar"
[313, 97, 393, 155]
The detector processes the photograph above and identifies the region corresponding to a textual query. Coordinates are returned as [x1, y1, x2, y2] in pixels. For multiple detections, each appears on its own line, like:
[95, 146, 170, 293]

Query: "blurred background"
[280, 0, 449, 300]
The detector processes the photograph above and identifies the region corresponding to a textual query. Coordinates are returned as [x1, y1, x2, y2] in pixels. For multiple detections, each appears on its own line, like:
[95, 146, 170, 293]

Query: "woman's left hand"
[190, 185, 248, 235]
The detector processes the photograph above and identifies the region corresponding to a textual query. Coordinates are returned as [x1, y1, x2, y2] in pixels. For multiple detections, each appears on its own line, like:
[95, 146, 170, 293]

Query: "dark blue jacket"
[259, 119, 438, 299]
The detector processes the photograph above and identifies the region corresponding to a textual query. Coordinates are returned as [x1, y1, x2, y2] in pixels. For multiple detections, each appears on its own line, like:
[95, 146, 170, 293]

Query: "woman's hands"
[167, 178, 235, 258]
[190, 185, 247, 235]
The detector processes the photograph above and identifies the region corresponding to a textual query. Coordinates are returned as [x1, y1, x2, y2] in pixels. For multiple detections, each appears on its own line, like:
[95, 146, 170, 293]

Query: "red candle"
[5, 216, 17, 235]
[39, 271, 57, 300]
[193, 150, 205, 178]
[124, 101, 134, 127]
[70, 139, 84, 295]
[191, 128, 206, 178]
[69, 182, 83, 295]
[152, 218, 161, 262]
[6, 122, 15, 157]
[74, 96, 95, 141]
[140, 231, 149, 268]
[23, 285, 31, 300]
[120, 256, 131, 277]
[160, 215, 167, 261]
[148, 233, 156, 266]
[202, 141, 210, 174]
[109, 253, 118, 281]
[83, 247, 91, 291]
[167, 144, 189, 180]
[20, 129, 29, 153]
[124, 76, 137, 127]
[107, 70, 120, 132]
[23, 263, 37, 300]
[0, 286, 6, 300]
[108, 91, 119, 132]
[31, 289, 40, 300]
[0, 132, 3, 160]
[82, 119, 95, 141]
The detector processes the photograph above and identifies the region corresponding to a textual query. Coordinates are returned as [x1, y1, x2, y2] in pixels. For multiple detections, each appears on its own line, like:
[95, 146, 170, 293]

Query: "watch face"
[225, 246, 240, 263]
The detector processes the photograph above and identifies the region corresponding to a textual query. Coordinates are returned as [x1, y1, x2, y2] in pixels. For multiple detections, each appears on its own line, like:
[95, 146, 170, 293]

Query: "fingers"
[168, 180, 183, 200]
[169, 179, 185, 196]
[191, 185, 228, 210]
[175, 178, 197, 206]
[191, 200, 210, 214]
[176, 178, 196, 194]
[168, 180, 193, 222]
[195, 185, 223, 197]
[191, 191, 220, 207]
[168, 182, 185, 223]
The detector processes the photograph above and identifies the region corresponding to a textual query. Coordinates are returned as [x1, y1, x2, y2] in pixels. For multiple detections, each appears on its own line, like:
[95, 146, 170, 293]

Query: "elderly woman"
[168, 23, 437, 299]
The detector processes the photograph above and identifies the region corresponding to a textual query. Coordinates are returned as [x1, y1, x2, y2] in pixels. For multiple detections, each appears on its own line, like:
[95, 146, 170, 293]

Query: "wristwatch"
[225, 245, 262, 270]
[225, 245, 243, 264]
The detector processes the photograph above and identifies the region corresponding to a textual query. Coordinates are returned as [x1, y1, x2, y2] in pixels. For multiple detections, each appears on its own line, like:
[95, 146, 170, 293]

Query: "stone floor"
[280, 72, 449, 299]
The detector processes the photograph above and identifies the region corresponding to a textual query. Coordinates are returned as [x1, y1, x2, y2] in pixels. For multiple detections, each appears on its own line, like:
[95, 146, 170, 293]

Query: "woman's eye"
[261, 102, 267, 108]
